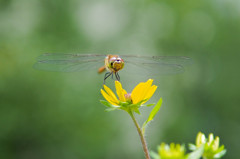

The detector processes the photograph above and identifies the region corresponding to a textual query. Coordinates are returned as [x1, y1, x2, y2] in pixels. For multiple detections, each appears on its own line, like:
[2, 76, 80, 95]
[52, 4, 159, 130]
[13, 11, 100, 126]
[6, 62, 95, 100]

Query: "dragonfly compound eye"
[110, 62, 114, 67]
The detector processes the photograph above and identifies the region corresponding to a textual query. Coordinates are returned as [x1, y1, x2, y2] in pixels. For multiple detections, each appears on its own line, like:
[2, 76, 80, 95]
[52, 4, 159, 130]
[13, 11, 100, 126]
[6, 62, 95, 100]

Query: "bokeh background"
[1, 0, 239, 158]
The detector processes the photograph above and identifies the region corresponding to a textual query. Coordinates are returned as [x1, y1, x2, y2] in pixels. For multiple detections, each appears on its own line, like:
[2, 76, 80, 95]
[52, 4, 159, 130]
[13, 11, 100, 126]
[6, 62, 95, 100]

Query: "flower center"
[124, 93, 132, 103]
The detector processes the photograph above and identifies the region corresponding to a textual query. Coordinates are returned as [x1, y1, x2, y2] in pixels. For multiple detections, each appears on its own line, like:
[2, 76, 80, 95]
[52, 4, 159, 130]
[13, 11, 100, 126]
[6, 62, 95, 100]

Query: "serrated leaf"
[187, 144, 204, 159]
[142, 98, 162, 134]
[100, 100, 114, 108]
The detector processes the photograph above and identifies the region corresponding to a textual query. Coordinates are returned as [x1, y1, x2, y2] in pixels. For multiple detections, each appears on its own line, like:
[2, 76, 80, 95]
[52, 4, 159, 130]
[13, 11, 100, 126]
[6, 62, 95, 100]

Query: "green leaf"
[136, 98, 148, 105]
[129, 103, 139, 109]
[105, 107, 118, 112]
[119, 101, 130, 107]
[100, 100, 114, 108]
[214, 149, 227, 158]
[134, 108, 141, 114]
[147, 98, 162, 122]
[100, 100, 121, 112]
[150, 151, 160, 159]
[145, 103, 155, 107]
[142, 98, 162, 134]
[187, 144, 204, 159]
[188, 143, 197, 151]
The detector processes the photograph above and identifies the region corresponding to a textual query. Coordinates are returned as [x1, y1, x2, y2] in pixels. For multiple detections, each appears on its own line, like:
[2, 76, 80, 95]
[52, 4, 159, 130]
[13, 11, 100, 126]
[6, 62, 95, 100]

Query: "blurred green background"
[0, 0, 239, 158]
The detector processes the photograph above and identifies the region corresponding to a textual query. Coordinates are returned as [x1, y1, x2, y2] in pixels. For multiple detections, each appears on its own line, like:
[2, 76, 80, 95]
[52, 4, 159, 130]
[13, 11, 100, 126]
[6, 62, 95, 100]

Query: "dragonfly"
[34, 53, 191, 83]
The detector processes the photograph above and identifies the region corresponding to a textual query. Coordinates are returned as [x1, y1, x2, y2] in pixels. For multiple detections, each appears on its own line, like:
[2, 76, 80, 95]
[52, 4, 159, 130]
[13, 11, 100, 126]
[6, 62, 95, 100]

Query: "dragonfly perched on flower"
[34, 53, 191, 83]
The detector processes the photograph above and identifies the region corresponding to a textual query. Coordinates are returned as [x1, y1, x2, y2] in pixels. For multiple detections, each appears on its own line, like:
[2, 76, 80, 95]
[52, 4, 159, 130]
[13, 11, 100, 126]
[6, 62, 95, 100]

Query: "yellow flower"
[100, 79, 157, 107]
[158, 143, 186, 159]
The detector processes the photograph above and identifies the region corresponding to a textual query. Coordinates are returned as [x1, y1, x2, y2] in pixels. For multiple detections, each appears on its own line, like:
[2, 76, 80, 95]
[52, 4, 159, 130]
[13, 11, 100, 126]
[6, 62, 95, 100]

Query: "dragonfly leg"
[115, 72, 120, 81]
[103, 72, 112, 84]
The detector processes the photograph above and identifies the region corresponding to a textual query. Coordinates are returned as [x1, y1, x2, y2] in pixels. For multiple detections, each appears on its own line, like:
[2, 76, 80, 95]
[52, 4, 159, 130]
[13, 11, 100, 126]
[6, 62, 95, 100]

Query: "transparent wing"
[121, 55, 191, 75]
[122, 62, 184, 76]
[34, 53, 191, 75]
[121, 55, 191, 65]
[33, 53, 106, 72]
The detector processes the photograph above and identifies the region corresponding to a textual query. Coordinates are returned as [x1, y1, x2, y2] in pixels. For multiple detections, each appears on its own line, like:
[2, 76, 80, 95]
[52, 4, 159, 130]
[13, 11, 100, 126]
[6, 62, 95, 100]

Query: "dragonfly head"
[107, 56, 125, 72]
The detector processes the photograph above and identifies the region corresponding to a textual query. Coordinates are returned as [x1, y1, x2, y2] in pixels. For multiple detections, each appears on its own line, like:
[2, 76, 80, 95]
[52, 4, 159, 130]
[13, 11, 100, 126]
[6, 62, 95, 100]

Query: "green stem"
[128, 110, 150, 159]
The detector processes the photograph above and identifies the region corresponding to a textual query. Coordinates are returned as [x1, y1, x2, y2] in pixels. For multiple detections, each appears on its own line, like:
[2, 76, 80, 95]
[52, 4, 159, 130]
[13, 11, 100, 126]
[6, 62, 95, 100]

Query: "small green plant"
[100, 79, 226, 159]
[151, 131, 226, 159]
[189, 132, 226, 159]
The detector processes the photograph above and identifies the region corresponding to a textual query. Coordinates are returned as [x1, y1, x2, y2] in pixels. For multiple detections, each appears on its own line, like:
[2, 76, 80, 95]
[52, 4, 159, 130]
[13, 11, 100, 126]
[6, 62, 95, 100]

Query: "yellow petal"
[122, 89, 127, 95]
[115, 81, 126, 102]
[101, 89, 119, 105]
[131, 82, 145, 104]
[146, 79, 154, 85]
[196, 132, 205, 147]
[142, 85, 157, 104]
[103, 85, 119, 104]
[132, 79, 154, 104]
[213, 136, 220, 150]
[140, 79, 153, 101]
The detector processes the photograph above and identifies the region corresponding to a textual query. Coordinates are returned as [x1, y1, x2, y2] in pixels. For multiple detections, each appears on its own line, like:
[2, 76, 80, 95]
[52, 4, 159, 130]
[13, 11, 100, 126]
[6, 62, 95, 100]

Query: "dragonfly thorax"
[105, 55, 124, 73]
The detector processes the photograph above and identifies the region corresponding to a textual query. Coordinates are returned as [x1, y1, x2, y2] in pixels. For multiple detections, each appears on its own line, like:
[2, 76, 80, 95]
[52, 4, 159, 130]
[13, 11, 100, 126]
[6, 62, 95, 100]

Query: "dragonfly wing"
[121, 55, 192, 66]
[120, 55, 191, 75]
[123, 62, 184, 76]
[34, 53, 106, 72]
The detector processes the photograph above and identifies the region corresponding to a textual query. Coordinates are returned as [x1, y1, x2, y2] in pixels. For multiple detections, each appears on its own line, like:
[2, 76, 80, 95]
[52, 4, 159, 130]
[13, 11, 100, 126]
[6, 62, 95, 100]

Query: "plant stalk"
[129, 110, 150, 159]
